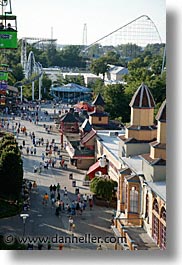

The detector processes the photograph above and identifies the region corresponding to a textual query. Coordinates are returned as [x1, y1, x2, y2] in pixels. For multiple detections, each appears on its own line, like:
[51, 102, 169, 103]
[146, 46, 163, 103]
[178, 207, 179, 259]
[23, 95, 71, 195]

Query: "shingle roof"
[81, 129, 96, 145]
[129, 83, 155, 108]
[156, 99, 166, 122]
[60, 112, 78, 123]
[81, 119, 92, 132]
[92, 93, 105, 106]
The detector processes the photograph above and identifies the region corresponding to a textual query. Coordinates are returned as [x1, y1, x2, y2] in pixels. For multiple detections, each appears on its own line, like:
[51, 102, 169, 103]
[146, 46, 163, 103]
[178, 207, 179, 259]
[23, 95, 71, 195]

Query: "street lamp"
[20, 213, 29, 236]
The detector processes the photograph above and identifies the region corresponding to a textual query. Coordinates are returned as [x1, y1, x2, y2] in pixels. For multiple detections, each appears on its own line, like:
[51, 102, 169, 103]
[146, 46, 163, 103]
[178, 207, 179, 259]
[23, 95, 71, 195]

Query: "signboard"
[0, 71, 8, 81]
[0, 31, 17, 49]
[0, 81, 8, 90]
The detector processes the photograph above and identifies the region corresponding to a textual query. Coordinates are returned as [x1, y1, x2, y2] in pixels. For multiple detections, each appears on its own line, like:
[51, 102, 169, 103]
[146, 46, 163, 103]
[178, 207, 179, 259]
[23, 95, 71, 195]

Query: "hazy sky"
[12, 0, 166, 45]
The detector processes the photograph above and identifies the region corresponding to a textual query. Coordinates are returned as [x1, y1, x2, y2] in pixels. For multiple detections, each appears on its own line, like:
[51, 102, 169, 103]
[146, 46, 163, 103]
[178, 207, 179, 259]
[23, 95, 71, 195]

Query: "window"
[153, 199, 159, 213]
[129, 187, 138, 213]
[122, 181, 126, 203]
[160, 223, 166, 249]
[160, 207, 166, 221]
[98, 117, 102, 121]
[152, 214, 159, 244]
[145, 193, 149, 218]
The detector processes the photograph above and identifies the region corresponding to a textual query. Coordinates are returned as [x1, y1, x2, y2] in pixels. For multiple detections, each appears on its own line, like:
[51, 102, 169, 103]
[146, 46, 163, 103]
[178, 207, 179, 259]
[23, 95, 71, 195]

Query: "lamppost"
[20, 213, 29, 236]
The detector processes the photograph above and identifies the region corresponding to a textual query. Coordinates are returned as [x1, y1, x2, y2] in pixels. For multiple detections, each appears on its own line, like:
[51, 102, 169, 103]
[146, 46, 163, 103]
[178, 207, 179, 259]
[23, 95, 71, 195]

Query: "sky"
[10, 0, 166, 45]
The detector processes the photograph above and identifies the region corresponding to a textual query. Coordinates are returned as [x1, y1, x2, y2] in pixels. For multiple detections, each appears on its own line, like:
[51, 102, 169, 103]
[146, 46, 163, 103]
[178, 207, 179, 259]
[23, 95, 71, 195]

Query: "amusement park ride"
[0, 0, 17, 106]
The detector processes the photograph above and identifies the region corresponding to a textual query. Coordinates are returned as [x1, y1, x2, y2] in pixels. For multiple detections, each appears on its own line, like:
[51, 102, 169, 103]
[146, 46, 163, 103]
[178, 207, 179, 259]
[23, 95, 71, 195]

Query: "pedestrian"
[22, 140, 25, 147]
[63, 187, 68, 197]
[97, 245, 103, 250]
[83, 194, 87, 203]
[51, 196, 55, 207]
[43, 193, 49, 206]
[33, 147, 37, 155]
[30, 146, 33, 155]
[57, 192, 60, 201]
[89, 198, 93, 210]
[33, 181, 37, 190]
[75, 201, 80, 216]
[39, 164, 42, 174]
[26, 146, 29, 155]
[57, 183, 60, 194]
[28, 181, 32, 191]
[59, 200, 64, 212]
[33, 165, 38, 173]
[55, 205, 60, 217]
[68, 216, 74, 231]
[53, 184, 57, 195]
[38, 242, 43, 250]
[47, 241, 51, 250]
[49, 184, 53, 193]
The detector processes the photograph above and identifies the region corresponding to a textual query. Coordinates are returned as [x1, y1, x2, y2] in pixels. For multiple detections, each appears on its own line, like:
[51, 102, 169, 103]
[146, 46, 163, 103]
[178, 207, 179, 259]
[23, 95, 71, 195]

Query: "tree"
[0, 134, 23, 200]
[90, 57, 110, 81]
[90, 177, 117, 202]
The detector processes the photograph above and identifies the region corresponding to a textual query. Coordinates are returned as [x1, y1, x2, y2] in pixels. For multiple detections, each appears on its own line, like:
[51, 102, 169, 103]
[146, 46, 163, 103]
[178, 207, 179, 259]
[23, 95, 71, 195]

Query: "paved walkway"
[0, 105, 116, 250]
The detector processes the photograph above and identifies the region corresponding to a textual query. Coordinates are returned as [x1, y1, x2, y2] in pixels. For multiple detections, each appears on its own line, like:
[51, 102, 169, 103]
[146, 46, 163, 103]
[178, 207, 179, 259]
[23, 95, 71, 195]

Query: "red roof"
[74, 101, 94, 112]
[87, 161, 107, 180]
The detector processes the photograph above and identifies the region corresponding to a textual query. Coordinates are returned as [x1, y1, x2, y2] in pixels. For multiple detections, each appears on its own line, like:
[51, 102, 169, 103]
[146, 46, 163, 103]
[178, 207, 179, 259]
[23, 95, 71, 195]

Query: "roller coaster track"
[84, 15, 163, 52]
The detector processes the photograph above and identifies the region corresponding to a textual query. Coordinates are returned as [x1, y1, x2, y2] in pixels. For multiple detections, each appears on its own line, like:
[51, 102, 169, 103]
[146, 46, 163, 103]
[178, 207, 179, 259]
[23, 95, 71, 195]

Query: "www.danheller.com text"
[3, 233, 126, 245]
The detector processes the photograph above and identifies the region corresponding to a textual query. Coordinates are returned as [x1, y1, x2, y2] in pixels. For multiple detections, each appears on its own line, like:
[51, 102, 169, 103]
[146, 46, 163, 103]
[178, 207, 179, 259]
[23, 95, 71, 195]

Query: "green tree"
[104, 84, 130, 122]
[0, 134, 23, 200]
[90, 177, 117, 202]
[90, 57, 110, 81]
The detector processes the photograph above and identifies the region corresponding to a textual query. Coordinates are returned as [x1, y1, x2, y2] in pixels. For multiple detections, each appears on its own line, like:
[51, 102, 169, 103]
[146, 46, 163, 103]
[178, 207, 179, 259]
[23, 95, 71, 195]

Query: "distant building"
[105, 65, 128, 85]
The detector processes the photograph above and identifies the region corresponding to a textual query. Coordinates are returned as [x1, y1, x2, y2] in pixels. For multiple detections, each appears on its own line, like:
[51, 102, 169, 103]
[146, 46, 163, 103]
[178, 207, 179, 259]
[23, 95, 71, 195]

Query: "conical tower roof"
[156, 99, 166, 122]
[92, 93, 105, 106]
[129, 83, 155, 108]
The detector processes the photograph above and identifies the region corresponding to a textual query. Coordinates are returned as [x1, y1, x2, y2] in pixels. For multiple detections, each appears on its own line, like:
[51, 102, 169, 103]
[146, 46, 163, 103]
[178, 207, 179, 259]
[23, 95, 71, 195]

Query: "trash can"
[69, 173, 73, 180]
[75, 188, 79, 195]
[72, 180, 76, 187]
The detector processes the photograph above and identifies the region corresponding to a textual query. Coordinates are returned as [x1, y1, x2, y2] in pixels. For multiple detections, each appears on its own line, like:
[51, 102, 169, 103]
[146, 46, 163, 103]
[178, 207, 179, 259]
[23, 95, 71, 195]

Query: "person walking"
[53, 184, 57, 196]
[33, 147, 37, 155]
[26, 146, 29, 155]
[57, 183, 60, 194]
[68, 216, 74, 231]
[43, 193, 49, 206]
[63, 187, 68, 197]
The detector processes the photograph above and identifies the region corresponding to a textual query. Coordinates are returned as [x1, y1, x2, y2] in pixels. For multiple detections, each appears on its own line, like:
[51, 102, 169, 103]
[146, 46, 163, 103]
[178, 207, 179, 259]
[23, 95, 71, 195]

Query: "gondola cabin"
[0, 14, 17, 49]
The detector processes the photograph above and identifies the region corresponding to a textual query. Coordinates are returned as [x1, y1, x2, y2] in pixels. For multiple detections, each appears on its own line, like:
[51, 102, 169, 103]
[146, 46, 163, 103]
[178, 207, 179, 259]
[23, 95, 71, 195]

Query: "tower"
[82, 23, 87, 47]
[150, 99, 166, 160]
[126, 83, 157, 141]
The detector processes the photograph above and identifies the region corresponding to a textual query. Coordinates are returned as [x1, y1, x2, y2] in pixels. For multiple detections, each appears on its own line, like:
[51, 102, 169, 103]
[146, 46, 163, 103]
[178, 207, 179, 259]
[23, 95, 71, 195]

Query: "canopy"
[50, 83, 92, 93]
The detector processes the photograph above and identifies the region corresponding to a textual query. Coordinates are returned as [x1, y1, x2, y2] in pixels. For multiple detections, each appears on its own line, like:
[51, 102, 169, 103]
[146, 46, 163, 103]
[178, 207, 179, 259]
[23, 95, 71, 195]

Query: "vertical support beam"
[20, 86, 23, 102]
[32, 81, 34, 101]
[39, 75, 42, 101]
